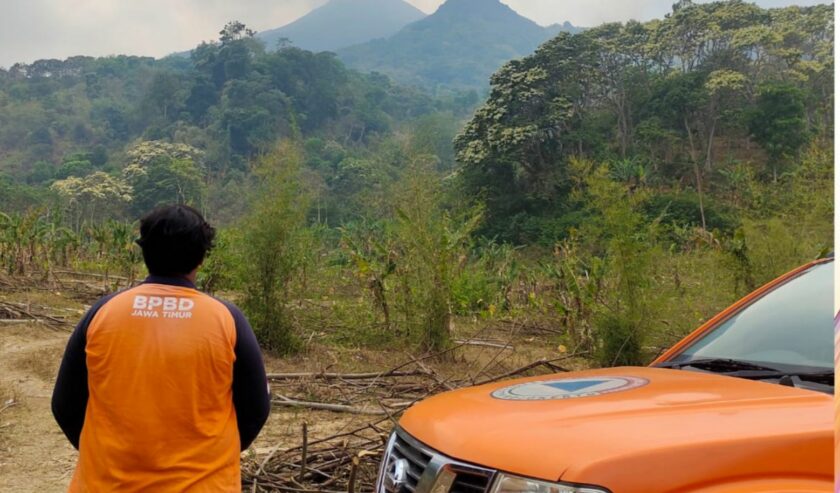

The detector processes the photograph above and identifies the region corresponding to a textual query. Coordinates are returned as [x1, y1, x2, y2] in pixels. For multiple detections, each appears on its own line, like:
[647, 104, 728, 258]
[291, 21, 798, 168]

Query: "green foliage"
[0, 174, 45, 212]
[56, 159, 94, 179]
[596, 314, 643, 367]
[51, 172, 133, 230]
[0, 210, 140, 279]
[643, 192, 738, 236]
[238, 142, 311, 355]
[340, 220, 398, 331]
[196, 229, 239, 295]
[122, 141, 206, 215]
[451, 242, 519, 315]
[408, 113, 462, 171]
[0, 23, 439, 219]
[388, 161, 482, 351]
[540, 234, 606, 349]
[747, 83, 809, 178]
[455, 2, 833, 241]
[581, 163, 658, 366]
[84, 220, 143, 283]
[723, 142, 833, 292]
[340, 158, 482, 351]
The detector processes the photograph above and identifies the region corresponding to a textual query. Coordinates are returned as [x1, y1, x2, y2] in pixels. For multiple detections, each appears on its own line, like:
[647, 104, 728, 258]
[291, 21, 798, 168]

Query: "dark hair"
[137, 205, 216, 277]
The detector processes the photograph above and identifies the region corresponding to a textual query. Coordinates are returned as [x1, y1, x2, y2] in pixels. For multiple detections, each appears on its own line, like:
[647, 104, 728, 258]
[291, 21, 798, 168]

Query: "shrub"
[643, 192, 738, 236]
[451, 242, 519, 315]
[596, 314, 644, 367]
[575, 160, 658, 366]
[238, 141, 311, 355]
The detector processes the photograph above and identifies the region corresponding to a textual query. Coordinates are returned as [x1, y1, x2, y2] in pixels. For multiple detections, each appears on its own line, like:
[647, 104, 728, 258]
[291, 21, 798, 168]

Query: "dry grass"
[14, 348, 61, 383]
[0, 382, 17, 450]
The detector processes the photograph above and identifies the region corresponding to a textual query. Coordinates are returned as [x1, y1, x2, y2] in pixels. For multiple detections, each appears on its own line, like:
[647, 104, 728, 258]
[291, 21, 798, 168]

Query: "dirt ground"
[0, 319, 374, 492]
[0, 321, 76, 492]
[0, 289, 577, 492]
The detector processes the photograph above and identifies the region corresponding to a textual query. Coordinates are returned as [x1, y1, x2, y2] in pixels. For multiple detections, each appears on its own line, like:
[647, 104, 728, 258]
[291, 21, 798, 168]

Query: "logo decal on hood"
[491, 376, 649, 400]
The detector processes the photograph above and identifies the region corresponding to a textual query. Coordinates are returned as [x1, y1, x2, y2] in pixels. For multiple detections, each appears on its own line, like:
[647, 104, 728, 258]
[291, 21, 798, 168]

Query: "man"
[52, 205, 271, 492]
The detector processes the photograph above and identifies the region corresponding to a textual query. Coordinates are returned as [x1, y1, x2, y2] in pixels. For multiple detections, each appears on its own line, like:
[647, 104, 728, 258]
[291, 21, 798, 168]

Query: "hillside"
[258, 0, 426, 52]
[0, 24, 444, 220]
[338, 0, 573, 90]
[455, 2, 833, 243]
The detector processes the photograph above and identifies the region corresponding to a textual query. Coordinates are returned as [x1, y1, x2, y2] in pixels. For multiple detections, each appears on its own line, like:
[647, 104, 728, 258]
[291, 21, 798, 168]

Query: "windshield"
[671, 261, 833, 372]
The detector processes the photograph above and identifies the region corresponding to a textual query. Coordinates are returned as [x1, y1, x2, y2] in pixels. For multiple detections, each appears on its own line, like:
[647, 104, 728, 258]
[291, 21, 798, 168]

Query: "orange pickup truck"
[375, 258, 834, 493]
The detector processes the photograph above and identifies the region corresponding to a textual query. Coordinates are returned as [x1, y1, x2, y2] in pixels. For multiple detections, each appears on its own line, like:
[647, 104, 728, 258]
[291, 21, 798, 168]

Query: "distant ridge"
[337, 0, 580, 90]
[258, 0, 426, 52]
[546, 21, 586, 36]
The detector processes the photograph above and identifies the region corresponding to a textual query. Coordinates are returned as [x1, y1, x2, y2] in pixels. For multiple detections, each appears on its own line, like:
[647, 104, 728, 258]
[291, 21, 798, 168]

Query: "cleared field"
[0, 284, 585, 492]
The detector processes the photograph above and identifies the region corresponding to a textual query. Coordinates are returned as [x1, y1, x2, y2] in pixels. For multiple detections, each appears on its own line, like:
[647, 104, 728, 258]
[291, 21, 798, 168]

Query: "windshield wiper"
[657, 358, 781, 373]
[734, 370, 834, 388]
[658, 359, 834, 386]
[778, 370, 834, 385]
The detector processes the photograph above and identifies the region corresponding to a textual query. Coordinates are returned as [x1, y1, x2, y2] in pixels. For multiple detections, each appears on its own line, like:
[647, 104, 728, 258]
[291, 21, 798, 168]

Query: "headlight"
[490, 473, 609, 493]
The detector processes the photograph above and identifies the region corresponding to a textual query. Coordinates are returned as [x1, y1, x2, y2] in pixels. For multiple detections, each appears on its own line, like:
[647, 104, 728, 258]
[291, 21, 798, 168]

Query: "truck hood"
[399, 366, 832, 493]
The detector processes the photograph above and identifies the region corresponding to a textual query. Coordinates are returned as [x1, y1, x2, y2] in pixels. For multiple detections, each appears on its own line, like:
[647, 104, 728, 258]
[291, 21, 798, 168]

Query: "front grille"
[389, 433, 432, 492]
[377, 428, 495, 493]
[450, 470, 493, 493]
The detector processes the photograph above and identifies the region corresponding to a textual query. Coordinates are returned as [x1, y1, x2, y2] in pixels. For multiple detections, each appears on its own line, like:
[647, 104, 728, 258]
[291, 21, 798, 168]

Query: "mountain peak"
[258, 0, 425, 52]
[339, 0, 561, 90]
[437, 0, 504, 9]
[434, 0, 519, 18]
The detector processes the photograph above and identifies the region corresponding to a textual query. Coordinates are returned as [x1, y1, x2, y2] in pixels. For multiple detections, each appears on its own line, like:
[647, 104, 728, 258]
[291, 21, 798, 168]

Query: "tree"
[275, 37, 294, 50]
[341, 155, 481, 351]
[125, 140, 203, 165]
[748, 82, 809, 180]
[703, 69, 747, 171]
[219, 21, 256, 44]
[51, 172, 132, 230]
[454, 33, 599, 239]
[576, 160, 657, 366]
[409, 114, 461, 170]
[239, 141, 311, 354]
[144, 71, 184, 121]
[122, 141, 206, 215]
[56, 158, 93, 179]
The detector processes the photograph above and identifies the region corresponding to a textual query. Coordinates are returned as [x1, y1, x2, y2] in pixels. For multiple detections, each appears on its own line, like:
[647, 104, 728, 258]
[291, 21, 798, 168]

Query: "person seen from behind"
[52, 204, 271, 492]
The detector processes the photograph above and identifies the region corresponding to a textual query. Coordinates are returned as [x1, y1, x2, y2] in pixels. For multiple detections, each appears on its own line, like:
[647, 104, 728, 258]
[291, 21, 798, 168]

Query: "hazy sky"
[0, 0, 832, 68]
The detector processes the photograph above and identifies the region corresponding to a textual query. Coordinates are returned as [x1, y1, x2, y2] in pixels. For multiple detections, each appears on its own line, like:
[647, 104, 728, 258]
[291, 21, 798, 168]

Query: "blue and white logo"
[491, 376, 648, 401]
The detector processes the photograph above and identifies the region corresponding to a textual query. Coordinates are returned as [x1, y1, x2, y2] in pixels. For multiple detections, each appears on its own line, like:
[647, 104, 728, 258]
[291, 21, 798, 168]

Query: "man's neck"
[144, 274, 197, 289]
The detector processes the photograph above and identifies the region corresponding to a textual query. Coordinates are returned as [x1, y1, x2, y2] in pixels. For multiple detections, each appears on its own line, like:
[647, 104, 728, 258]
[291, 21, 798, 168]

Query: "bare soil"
[0, 323, 75, 492]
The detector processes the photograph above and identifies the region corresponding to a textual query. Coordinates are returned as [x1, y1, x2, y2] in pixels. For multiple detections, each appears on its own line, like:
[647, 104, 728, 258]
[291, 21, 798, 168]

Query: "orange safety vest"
[69, 282, 241, 492]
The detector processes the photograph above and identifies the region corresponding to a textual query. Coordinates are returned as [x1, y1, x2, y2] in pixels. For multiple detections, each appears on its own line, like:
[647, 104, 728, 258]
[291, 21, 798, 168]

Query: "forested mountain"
[456, 1, 834, 242]
[338, 0, 572, 90]
[0, 21, 467, 222]
[257, 0, 426, 52]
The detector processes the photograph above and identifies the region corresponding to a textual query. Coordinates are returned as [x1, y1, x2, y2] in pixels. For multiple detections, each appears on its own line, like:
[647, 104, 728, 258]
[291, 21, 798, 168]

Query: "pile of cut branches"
[268, 364, 453, 417]
[0, 300, 73, 330]
[243, 420, 389, 493]
[244, 350, 579, 492]
[0, 270, 134, 304]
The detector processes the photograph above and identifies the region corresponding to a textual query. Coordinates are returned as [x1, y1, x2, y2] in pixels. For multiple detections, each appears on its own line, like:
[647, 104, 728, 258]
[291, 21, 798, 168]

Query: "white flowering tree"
[51, 172, 133, 230]
[123, 141, 206, 215]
